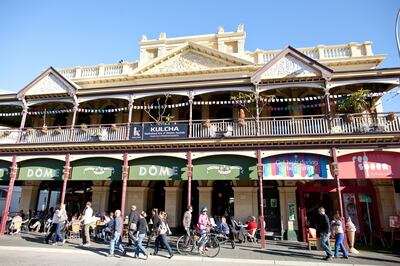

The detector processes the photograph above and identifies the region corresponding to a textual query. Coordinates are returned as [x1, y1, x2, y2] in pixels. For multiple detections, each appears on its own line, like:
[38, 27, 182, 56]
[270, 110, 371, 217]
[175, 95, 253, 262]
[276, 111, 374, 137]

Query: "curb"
[0, 245, 379, 266]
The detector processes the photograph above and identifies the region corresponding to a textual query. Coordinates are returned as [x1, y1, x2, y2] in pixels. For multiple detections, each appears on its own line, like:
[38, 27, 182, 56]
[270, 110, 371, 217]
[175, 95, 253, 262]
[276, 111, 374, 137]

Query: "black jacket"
[128, 211, 139, 226]
[137, 217, 148, 234]
[318, 214, 330, 235]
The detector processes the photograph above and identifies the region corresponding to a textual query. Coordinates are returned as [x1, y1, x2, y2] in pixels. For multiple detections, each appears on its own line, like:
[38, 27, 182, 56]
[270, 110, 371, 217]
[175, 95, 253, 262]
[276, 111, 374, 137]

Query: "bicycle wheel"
[204, 236, 220, 257]
[176, 235, 193, 255]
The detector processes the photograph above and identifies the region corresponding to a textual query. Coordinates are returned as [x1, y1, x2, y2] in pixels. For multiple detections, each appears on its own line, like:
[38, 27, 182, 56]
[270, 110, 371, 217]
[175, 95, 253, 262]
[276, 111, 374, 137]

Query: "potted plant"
[337, 89, 371, 123]
[386, 112, 396, 122]
[111, 124, 118, 132]
[41, 125, 48, 135]
[80, 123, 88, 133]
[55, 126, 62, 135]
[26, 128, 36, 136]
[203, 119, 211, 128]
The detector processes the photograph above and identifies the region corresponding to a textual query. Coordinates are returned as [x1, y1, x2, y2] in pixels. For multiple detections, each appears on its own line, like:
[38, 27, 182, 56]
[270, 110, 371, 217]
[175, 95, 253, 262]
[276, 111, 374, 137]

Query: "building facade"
[0, 25, 399, 241]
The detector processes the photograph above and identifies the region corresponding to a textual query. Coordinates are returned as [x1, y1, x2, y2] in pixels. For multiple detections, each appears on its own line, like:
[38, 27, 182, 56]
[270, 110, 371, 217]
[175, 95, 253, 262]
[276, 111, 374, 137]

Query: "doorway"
[212, 181, 234, 217]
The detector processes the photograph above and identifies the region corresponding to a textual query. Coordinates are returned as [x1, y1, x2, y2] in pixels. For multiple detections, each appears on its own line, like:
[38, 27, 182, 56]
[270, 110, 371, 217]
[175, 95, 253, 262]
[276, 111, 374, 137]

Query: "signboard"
[288, 203, 296, 221]
[337, 151, 400, 179]
[129, 125, 142, 140]
[71, 157, 122, 180]
[263, 154, 332, 180]
[192, 155, 257, 180]
[0, 160, 10, 181]
[129, 156, 187, 180]
[18, 159, 64, 181]
[142, 124, 188, 140]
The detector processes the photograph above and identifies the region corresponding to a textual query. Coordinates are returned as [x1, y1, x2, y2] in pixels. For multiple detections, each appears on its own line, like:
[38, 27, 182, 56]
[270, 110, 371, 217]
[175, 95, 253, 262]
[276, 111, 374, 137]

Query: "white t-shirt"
[52, 210, 62, 224]
[83, 207, 93, 225]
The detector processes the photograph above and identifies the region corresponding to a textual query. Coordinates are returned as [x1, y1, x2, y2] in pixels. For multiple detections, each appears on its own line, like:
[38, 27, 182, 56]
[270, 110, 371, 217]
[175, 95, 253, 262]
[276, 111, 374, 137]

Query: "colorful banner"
[337, 151, 400, 179]
[263, 153, 332, 180]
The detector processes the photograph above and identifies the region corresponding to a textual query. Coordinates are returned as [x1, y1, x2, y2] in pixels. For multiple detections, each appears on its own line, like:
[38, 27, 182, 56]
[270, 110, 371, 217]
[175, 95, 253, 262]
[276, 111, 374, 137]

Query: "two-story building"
[0, 25, 399, 242]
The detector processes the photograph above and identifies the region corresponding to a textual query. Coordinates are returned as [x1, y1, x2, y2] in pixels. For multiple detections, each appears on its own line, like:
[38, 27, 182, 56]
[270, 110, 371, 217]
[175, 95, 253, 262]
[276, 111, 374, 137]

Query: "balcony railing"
[0, 113, 398, 145]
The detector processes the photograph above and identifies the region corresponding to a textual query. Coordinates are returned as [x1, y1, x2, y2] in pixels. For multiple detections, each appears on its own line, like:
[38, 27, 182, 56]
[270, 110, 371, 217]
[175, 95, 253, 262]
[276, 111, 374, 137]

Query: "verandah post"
[187, 150, 192, 208]
[121, 153, 129, 221]
[0, 155, 18, 235]
[60, 153, 71, 205]
[257, 148, 266, 249]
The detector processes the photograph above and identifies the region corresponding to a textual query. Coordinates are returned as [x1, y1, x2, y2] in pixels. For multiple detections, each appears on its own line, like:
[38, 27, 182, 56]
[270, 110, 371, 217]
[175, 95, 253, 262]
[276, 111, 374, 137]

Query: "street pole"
[60, 153, 71, 205]
[0, 155, 17, 235]
[257, 148, 266, 249]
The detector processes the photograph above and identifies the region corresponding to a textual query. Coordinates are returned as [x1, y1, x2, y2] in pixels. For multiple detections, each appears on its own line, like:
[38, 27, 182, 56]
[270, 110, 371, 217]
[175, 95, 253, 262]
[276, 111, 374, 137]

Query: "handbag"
[158, 223, 167, 235]
[129, 222, 137, 231]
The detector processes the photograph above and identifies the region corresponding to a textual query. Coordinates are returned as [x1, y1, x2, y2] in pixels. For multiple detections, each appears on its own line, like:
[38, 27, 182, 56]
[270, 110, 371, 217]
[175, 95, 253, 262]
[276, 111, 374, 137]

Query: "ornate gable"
[145, 50, 233, 74]
[251, 46, 333, 84]
[260, 55, 319, 79]
[18, 67, 77, 98]
[136, 42, 253, 75]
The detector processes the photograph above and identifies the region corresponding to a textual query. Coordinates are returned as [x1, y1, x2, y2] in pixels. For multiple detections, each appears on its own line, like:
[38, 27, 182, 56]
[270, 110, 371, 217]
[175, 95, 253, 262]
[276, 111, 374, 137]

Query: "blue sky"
[0, 0, 399, 111]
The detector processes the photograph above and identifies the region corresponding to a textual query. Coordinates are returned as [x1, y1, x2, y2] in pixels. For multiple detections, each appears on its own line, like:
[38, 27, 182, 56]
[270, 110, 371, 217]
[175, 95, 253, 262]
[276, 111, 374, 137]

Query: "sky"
[0, 0, 399, 111]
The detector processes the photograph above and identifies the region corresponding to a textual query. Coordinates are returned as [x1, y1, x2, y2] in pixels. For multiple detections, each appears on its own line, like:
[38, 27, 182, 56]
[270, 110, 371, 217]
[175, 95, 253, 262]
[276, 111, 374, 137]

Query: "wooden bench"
[307, 228, 335, 250]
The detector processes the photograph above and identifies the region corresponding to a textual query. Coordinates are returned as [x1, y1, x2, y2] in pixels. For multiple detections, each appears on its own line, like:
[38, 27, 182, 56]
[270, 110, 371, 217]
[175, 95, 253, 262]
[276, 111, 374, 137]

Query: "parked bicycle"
[176, 229, 220, 257]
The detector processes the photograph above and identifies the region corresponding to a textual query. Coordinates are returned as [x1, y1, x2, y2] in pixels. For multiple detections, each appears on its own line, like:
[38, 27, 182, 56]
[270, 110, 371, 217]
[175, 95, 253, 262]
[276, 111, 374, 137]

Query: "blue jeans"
[154, 234, 172, 256]
[135, 233, 147, 257]
[198, 230, 207, 247]
[334, 233, 348, 257]
[320, 233, 333, 257]
[55, 223, 64, 243]
[109, 232, 125, 255]
[101, 227, 111, 240]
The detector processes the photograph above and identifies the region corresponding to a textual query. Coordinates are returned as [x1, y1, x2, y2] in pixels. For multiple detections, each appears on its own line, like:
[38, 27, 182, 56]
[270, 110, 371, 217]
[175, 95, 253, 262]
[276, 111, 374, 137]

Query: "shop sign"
[0, 160, 10, 180]
[142, 124, 188, 140]
[18, 159, 64, 181]
[263, 154, 332, 180]
[193, 155, 257, 180]
[129, 125, 142, 140]
[71, 158, 122, 180]
[337, 151, 400, 179]
[129, 156, 187, 180]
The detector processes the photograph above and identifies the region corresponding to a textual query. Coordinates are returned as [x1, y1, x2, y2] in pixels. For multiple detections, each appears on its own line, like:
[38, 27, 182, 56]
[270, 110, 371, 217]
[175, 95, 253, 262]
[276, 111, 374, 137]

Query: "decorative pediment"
[136, 42, 253, 75]
[18, 67, 78, 98]
[251, 46, 333, 84]
[260, 55, 319, 79]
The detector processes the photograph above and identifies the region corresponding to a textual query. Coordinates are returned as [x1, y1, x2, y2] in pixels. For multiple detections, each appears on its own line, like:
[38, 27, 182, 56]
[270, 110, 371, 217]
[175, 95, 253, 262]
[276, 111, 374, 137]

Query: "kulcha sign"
[337, 151, 400, 179]
[18, 159, 64, 181]
[263, 153, 332, 180]
[71, 157, 122, 181]
[0, 160, 11, 181]
[142, 124, 188, 140]
[129, 156, 187, 180]
[192, 155, 257, 180]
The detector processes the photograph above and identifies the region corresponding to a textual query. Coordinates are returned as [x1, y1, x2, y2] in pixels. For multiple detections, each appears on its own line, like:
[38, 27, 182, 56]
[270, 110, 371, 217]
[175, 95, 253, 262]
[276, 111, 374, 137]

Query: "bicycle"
[176, 229, 220, 257]
[210, 227, 235, 249]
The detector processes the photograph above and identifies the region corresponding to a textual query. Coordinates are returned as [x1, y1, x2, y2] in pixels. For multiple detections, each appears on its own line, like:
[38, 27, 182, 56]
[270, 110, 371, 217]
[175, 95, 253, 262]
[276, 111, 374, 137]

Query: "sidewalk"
[0, 232, 399, 266]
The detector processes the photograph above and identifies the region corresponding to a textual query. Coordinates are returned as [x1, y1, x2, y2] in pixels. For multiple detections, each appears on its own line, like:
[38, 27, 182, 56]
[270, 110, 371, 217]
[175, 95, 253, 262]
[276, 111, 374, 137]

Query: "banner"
[263, 153, 332, 180]
[142, 124, 188, 140]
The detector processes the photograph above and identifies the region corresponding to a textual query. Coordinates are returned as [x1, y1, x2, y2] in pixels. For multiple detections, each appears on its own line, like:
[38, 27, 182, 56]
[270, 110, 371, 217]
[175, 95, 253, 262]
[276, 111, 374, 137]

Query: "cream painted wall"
[125, 187, 149, 217]
[19, 184, 39, 212]
[374, 185, 397, 231]
[232, 187, 258, 223]
[198, 187, 213, 216]
[164, 187, 182, 228]
[278, 187, 298, 231]
[92, 186, 110, 213]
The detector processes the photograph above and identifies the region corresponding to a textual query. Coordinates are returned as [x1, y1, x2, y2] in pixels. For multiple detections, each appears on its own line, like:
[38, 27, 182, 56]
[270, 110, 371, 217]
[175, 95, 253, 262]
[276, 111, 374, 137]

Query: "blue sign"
[129, 125, 143, 140]
[143, 124, 188, 140]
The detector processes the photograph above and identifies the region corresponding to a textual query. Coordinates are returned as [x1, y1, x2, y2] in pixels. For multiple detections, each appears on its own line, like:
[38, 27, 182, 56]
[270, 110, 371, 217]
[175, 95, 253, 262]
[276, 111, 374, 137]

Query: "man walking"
[182, 205, 193, 245]
[107, 210, 126, 257]
[81, 201, 93, 247]
[317, 207, 333, 260]
[128, 205, 140, 246]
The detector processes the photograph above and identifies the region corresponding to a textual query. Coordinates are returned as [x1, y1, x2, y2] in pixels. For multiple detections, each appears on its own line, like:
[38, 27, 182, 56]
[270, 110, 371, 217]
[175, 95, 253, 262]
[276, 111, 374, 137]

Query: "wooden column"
[69, 104, 79, 141]
[60, 153, 71, 205]
[0, 155, 18, 235]
[187, 150, 192, 208]
[255, 90, 260, 136]
[324, 88, 333, 132]
[19, 105, 28, 129]
[188, 91, 193, 138]
[331, 147, 344, 217]
[126, 96, 134, 140]
[257, 148, 266, 249]
[121, 153, 129, 220]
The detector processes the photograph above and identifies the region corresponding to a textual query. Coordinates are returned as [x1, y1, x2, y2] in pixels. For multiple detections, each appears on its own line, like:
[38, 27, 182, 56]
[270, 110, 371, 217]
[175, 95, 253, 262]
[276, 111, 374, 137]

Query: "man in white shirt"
[81, 201, 93, 247]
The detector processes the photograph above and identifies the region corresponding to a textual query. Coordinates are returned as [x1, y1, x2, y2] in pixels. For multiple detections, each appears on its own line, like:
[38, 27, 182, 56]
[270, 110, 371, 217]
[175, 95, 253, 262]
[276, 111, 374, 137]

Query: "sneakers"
[82, 243, 91, 247]
[343, 256, 349, 259]
[106, 254, 115, 257]
[122, 250, 127, 257]
[62, 239, 66, 244]
[323, 256, 332, 261]
[144, 254, 148, 260]
[169, 254, 174, 259]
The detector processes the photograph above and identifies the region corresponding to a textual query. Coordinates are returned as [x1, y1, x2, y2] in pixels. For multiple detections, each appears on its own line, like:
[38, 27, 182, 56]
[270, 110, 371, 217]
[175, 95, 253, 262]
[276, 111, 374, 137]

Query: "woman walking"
[45, 204, 67, 245]
[331, 214, 349, 259]
[134, 211, 149, 259]
[153, 211, 173, 259]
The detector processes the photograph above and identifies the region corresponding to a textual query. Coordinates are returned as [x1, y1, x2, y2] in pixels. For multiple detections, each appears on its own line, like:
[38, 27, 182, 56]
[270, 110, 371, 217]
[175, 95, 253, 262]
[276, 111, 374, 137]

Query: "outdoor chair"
[245, 229, 258, 246]
[307, 227, 318, 250]
[69, 223, 81, 239]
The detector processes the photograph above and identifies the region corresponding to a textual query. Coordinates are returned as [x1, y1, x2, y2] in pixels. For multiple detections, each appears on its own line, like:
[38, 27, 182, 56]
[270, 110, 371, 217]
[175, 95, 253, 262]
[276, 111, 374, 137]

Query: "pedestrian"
[153, 211, 173, 259]
[107, 210, 126, 257]
[331, 214, 349, 259]
[146, 208, 159, 248]
[134, 211, 149, 259]
[81, 201, 93, 247]
[317, 207, 333, 260]
[182, 205, 193, 245]
[44, 204, 66, 245]
[128, 205, 140, 246]
[100, 212, 114, 242]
